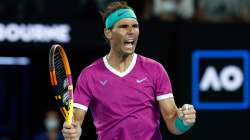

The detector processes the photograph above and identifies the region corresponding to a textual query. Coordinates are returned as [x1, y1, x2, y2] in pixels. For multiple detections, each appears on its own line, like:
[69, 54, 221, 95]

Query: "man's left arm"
[158, 97, 196, 135]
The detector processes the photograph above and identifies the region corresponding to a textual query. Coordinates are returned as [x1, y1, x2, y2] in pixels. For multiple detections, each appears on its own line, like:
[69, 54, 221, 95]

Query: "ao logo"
[200, 65, 243, 92]
[192, 50, 250, 110]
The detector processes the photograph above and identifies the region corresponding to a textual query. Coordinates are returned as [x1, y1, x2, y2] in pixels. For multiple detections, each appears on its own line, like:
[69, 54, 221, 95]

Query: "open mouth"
[124, 40, 135, 49]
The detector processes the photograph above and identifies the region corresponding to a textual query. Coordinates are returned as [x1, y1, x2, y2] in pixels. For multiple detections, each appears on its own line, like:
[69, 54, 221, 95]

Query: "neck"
[106, 51, 134, 72]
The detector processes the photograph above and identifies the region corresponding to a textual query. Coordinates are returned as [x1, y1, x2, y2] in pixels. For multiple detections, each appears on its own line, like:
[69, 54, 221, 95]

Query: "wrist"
[175, 116, 193, 133]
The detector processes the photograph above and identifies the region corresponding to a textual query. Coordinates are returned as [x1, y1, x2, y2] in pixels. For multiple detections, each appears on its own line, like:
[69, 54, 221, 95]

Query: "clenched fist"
[178, 104, 196, 126]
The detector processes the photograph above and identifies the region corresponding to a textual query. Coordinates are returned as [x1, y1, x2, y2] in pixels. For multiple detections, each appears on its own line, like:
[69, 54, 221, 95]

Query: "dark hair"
[100, 1, 133, 24]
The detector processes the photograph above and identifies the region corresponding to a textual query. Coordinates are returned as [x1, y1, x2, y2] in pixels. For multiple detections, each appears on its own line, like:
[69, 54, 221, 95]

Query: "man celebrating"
[62, 1, 196, 140]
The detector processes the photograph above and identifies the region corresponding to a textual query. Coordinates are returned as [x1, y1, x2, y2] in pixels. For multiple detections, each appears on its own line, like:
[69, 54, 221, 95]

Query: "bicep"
[73, 108, 86, 126]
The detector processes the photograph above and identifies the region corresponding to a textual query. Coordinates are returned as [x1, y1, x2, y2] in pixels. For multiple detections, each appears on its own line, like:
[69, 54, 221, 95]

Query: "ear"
[104, 28, 112, 40]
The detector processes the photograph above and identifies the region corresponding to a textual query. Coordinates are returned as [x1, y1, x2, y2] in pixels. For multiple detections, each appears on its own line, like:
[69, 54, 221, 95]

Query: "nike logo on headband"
[117, 11, 127, 16]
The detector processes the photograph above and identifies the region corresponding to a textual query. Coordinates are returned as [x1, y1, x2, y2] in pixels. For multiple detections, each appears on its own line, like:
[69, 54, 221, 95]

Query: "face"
[44, 111, 59, 131]
[105, 18, 139, 56]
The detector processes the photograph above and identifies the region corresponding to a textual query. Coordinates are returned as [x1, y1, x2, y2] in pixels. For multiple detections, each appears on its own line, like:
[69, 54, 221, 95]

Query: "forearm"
[159, 98, 194, 135]
[161, 109, 181, 135]
[73, 108, 86, 126]
[159, 98, 180, 135]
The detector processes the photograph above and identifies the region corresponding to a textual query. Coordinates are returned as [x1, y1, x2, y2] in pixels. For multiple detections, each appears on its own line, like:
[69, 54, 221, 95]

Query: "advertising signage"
[192, 50, 250, 110]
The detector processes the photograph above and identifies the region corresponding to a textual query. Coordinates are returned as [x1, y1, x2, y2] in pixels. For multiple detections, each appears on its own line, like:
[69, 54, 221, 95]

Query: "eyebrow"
[118, 23, 139, 28]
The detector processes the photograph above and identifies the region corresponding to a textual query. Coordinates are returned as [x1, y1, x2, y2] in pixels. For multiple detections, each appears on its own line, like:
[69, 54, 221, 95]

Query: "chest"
[90, 73, 156, 106]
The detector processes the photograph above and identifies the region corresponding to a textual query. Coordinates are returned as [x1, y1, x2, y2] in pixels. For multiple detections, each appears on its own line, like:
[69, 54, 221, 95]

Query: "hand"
[177, 104, 196, 126]
[62, 121, 82, 140]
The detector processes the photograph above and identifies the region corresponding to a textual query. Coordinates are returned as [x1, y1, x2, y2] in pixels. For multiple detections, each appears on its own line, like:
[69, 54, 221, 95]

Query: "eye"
[119, 24, 129, 29]
[132, 24, 139, 28]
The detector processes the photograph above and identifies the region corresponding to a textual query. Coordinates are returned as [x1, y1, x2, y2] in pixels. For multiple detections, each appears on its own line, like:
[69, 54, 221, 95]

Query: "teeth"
[126, 39, 134, 43]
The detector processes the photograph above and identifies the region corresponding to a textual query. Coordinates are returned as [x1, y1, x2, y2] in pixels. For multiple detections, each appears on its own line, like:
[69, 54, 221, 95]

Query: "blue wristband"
[175, 117, 193, 133]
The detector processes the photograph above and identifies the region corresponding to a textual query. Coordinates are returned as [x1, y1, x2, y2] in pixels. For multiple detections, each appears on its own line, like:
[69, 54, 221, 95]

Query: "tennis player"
[62, 1, 196, 140]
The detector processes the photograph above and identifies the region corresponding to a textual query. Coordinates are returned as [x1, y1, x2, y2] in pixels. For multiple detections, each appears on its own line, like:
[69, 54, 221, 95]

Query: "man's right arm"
[62, 108, 86, 140]
[73, 108, 86, 126]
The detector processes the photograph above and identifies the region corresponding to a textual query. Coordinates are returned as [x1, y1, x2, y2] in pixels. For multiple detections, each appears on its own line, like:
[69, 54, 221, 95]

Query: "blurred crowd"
[0, 0, 250, 23]
[143, 0, 250, 23]
[33, 110, 63, 140]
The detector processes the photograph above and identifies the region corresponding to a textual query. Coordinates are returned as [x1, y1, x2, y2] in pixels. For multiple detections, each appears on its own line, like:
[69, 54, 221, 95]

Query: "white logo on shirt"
[99, 80, 108, 86]
[136, 77, 147, 83]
